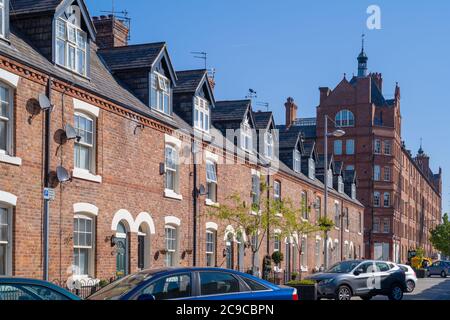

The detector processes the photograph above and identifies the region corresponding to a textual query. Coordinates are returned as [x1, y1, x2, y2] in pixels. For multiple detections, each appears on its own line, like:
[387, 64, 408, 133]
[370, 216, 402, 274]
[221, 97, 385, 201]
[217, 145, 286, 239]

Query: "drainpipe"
[192, 139, 198, 267]
[43, 77, 52, 281]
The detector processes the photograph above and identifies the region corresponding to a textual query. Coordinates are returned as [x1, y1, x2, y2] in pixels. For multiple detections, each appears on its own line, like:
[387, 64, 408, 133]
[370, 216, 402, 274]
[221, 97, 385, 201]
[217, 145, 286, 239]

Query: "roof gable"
[212, 100, 252, 123]
[253, 111, 274, 130]
[174, 69, 215, 105]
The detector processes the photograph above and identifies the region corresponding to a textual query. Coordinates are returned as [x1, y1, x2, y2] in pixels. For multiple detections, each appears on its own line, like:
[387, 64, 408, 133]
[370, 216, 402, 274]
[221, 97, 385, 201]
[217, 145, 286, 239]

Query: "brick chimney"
[93, 15, 129, 49]
[285, 97, 298, 127]
[319, 87, 331, 104]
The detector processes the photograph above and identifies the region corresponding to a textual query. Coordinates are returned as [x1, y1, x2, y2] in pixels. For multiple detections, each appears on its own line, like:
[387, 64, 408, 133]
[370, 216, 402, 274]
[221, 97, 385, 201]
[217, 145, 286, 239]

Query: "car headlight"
[319, 278, 335, 285]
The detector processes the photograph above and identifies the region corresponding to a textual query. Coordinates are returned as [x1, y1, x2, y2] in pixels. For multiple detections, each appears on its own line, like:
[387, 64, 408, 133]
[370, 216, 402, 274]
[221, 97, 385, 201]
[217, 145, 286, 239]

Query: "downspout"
[43, 76, 52, 281]
[192, 138, 198, 267]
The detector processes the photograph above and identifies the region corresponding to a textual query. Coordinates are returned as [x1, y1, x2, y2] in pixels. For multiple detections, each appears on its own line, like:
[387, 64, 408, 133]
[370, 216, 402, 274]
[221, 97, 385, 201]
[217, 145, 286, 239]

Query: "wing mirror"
[137, 294, 156, 301]
[354, 269, 362, 276]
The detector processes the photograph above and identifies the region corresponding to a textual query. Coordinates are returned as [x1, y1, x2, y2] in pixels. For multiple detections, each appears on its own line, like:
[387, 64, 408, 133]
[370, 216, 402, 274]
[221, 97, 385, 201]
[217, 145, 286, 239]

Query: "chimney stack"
[319, 87, 331, 104]
[93, 15, 129, 49]
[285, 97, 298, 127]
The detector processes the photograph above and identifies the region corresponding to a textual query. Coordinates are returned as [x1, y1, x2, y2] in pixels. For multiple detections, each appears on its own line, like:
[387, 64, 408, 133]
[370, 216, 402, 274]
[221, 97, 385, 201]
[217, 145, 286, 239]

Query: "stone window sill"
[72, 168, 102, 183]
[205, 199, 219, 207]
[0, 153, 22, 166]
[164, 189, 183, 200]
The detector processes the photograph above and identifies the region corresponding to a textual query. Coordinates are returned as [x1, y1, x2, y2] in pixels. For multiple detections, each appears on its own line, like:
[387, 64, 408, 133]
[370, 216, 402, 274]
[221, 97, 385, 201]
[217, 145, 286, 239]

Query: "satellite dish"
[56, 166, 71, 183]
[38, 93, 53, 111]
[199, 184, 207, 196]
[64, 124, 80, 141]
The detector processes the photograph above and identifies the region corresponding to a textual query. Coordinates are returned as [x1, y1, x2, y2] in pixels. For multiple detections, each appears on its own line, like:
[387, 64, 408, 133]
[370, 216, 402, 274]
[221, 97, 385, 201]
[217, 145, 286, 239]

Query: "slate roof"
[10, 0, 62, 15]
[334, 161, 344, 175]
[212, 100, 251, 123]
[297, 124, 317, 139]
[343, 170, 357, 184]
[253, 111, 273, 130]
[317, 154, 334, 170]
[0, 27, 186, 129]
[276, 125, 303, 150]
[98, 43, 166, 71]
[174, 69, 206, 93]
[303, 141, 316, 158]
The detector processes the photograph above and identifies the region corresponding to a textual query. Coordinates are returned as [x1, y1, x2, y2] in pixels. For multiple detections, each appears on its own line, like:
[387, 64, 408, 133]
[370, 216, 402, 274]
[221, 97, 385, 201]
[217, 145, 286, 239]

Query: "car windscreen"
[326, 261, 361, 273]
[88, 272, 153, 300]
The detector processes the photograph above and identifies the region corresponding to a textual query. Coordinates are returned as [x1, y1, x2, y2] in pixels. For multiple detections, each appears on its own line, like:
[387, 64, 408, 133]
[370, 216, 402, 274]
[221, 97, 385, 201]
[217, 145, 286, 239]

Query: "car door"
[132, 273, 192, 300]
[352, 261, 375, 295]
[188, 271, 249, 300]
[373, 262, 392, 293]
[429, 261, 440, 275]
[0, 283, 71, 301]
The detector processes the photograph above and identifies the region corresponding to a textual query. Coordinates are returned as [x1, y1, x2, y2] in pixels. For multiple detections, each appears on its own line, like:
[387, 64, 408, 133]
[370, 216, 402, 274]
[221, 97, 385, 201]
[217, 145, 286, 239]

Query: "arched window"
[374, 192, 381, 207]
[73, 214, 95, 277]
[0, 83, 13, 155]
[335, 110, 355, 127]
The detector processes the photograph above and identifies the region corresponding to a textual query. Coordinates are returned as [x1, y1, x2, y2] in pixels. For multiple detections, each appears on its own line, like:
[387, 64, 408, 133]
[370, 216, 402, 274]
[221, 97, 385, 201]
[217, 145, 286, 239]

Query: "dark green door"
[116, 222, 128, 278]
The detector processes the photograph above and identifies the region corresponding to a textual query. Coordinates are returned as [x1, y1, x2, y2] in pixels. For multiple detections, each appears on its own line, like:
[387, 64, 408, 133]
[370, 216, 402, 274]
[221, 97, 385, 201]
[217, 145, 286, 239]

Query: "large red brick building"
[294, 44, 442, 263]
[0, 0, 364, 286]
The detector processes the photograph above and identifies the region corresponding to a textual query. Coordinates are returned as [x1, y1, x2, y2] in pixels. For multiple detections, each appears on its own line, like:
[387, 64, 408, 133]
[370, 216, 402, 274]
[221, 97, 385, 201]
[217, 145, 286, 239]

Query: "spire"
[357, 34, 368, 77]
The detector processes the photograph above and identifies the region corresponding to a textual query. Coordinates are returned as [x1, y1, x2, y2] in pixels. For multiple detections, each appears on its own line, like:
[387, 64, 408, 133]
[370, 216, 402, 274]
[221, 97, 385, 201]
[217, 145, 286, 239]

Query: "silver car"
[398, 264, 418, 293]
[427, 261, 450, 278]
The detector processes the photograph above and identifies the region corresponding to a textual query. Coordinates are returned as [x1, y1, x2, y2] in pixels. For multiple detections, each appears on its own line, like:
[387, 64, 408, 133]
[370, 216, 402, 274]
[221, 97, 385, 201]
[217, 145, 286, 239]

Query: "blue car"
[0, 277, 81, 300]
[88, 267, 298, 300]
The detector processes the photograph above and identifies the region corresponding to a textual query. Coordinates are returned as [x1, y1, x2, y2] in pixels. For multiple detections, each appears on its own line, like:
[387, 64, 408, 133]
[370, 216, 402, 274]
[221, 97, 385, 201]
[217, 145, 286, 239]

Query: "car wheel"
[441, 271, 447, 278]
[406, 280, 415, 293]
[360, 295, 372, 301]
[388, 285, 404, 301]
[336, 285, 352, 301]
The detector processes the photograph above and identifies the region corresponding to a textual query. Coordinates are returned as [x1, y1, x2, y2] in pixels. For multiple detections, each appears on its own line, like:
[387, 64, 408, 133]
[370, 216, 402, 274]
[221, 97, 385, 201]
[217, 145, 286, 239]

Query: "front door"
[353, 261, 375, 295]
[116, 222, 129, 278]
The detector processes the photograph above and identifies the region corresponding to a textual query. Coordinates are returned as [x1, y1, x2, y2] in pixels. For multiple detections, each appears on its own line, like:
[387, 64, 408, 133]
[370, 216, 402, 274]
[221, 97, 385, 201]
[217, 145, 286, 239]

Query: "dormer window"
[55, 8, 88, 76]
[151, 72, 171, 115]
[308, 158, 316, 180]
[338, 176, 344, 193]
[241, 118, 252, 152]
[0, 0, 7, 38]
[194, 96, 210, 132]
[293, 150, 301, 173]
[264, 132, 273, 159]
[351, 184, 357, 200]
[327, 169, 333, 188]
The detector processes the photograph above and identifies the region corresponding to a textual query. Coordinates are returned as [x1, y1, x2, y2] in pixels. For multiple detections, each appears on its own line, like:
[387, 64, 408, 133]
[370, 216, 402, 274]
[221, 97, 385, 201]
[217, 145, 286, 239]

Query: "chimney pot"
[285, 97, 298, 128]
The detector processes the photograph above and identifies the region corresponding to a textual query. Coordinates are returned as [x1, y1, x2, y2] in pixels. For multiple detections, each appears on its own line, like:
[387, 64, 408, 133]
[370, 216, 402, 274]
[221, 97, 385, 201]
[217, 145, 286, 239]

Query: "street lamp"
[323, 115, 346, 270]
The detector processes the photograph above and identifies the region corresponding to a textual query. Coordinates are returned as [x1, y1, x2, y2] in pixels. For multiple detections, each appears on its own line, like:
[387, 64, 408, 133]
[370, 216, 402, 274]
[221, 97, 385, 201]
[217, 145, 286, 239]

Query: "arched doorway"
[115, 222, 129, 278]
[137, 225, 150, 270]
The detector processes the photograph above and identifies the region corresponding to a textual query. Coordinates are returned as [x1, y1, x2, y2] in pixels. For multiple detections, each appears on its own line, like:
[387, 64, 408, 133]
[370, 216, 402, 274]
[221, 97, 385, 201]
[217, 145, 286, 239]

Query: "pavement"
[364, 276, 450, 300]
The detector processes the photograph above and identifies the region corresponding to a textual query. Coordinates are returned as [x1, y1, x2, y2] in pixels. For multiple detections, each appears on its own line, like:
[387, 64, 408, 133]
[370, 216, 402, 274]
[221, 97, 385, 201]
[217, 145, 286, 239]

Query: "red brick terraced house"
[294, 44, 443, 263]
[0, 0, 364, 287]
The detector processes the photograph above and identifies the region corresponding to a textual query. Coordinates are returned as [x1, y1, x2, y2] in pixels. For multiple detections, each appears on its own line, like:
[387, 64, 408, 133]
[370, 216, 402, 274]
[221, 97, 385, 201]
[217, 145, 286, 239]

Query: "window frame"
[374, 139, 382, 154]
[74, 111, 96, 174]
[164, 145, 179, 194]
[374, 165, 381, 181]
[205, 229, 216, 267]
[301, 191, 308, 220]
[300, 237, 307, 268]
[206, 160, 218, 203]
[308, 157, 316, 179]
[150, 71, 171, 115]
[0, 83, 13, 156]
[164, 225, 178, 267]
[384, 140, 392, 155]
[346, 139, 355, 155]
[374, 192, 381, 207]
[0, 205, 12, 276]
[384, 166, 391, 182]
[264, 131, 274, 159]
[383, 192, 391, 207]
[273, 181, 281, 201]
[193, 96, 210, 133]
[54, 17, 88, 77]
[334, 139, 343, 155]
[240, 118, 253, 152]
[293, 149, 301, 173]
[335, 110, 355, 127]
[73, 214, 95, 278]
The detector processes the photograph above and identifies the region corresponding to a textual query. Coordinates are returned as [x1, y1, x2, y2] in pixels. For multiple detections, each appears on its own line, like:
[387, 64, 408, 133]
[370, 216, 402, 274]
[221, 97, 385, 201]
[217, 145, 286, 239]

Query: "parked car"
[397, 264, 418, 293]
[427, 261, 450, 278]
[88, 267, 298, 300]
[0, 278, 81, 300]
[306, 260, 407, 301]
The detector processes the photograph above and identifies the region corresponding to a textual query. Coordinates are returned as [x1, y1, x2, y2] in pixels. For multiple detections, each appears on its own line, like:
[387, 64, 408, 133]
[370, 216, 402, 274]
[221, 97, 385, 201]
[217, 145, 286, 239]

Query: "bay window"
[374, 139, 382, 154]
[194, 96, 210, 132]
[206, 161, 217, 203]
[0, 84, 12, 155]
[165, 225, 178, 267]
[55, 18, 87, 76]
[74, 112, 95, 173]
[384, 166, 391, 181]
[73, 215, 94, 277]
[165, 145, 179, 193]
[384, 192, 391, 207]
[151, 72, 171, 115]
[384, 140, 392, 155]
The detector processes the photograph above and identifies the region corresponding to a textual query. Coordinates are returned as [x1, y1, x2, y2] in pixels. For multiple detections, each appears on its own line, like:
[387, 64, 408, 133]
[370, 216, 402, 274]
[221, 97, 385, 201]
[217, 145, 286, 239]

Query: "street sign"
[43, 188, 56, 201]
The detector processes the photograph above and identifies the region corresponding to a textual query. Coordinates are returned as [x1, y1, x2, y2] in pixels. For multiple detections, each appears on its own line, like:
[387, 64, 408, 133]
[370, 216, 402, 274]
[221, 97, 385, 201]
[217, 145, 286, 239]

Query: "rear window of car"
[399, 266, 408, 272]
[241, 277, 269, 291]
[88, 272, 153, 300]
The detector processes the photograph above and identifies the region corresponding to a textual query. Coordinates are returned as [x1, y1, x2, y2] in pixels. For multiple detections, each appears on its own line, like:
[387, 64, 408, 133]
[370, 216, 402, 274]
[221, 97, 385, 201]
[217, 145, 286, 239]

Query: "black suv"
[306, 260, 407, 301]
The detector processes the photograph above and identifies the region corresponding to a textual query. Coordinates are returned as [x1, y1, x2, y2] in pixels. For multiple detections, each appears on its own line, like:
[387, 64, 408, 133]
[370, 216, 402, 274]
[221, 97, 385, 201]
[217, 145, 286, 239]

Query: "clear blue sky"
[86, 0, 450, 214]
